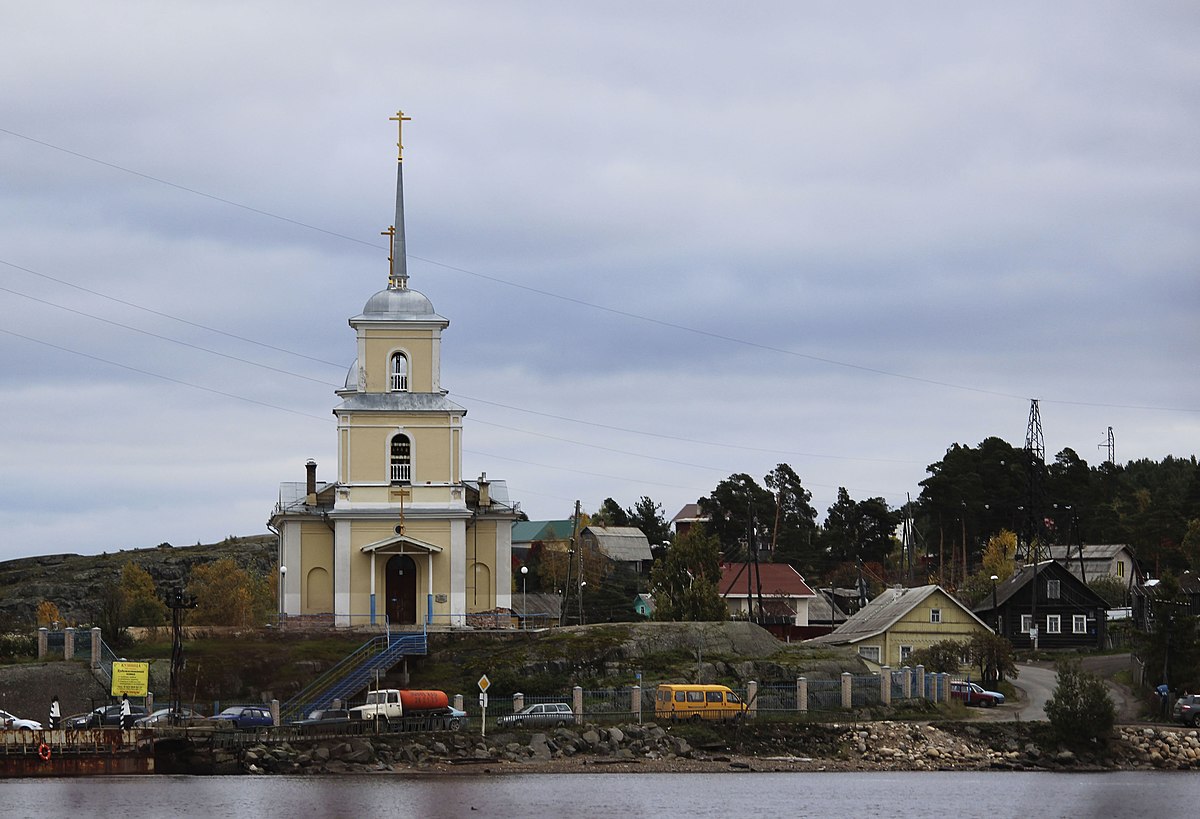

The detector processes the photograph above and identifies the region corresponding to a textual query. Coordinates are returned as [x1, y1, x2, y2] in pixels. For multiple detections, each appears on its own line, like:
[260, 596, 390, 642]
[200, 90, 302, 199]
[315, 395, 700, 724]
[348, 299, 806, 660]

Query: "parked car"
[1172, 694, 1199, 727]
[133, 707, 203, 728]
[496, 702, 574, 728]
[290, 708, 352, 727]
[0, 710, 43, 731]
[950, 681, 1005, 707]
[210, 705, 274, 729]
[445, 706, 467, 731]
[65, 704, 148, 728]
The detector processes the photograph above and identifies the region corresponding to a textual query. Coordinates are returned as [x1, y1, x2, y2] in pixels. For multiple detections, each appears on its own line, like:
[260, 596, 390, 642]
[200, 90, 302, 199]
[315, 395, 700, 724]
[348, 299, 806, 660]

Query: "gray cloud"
[0, 2, 1196, 560]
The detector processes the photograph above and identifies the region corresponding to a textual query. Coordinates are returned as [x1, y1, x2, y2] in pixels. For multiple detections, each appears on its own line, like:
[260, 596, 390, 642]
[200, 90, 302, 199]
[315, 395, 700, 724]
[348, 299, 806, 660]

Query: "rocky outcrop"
[232, 723, 702, 774]
[222, 722, 1200, 775]
[0, 536, 275, 626]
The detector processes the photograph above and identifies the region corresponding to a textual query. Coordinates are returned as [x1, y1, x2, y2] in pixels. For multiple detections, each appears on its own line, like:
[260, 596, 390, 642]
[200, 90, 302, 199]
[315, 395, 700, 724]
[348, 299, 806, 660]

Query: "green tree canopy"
[650, 525, 727, 622]
[188, 558, 273, 627]
[120, 562, 167, 627]
[627, 496, 671, 548]
[1045, 657, 1116, 744]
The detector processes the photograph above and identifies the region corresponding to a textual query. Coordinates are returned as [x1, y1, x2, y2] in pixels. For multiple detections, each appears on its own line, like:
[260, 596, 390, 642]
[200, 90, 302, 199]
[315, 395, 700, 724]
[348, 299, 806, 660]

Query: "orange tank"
[399, 690, 450, 712]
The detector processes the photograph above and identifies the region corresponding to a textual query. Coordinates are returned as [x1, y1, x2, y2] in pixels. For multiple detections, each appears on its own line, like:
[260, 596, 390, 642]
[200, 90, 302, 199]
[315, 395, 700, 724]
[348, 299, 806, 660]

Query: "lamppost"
[279, 566, 287, 621]
[990, 575, 999, 634]
[520, 566, 528, 629]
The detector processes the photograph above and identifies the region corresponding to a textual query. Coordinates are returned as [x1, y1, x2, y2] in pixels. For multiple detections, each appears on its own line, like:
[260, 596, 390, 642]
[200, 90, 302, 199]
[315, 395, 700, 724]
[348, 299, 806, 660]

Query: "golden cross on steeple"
[381, 225, 396, 281]
[389, 110, 412, 161]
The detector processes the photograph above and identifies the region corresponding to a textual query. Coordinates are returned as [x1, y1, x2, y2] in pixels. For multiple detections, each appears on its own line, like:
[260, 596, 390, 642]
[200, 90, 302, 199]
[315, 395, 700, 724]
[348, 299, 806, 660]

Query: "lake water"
[3, 771, 1188, 818]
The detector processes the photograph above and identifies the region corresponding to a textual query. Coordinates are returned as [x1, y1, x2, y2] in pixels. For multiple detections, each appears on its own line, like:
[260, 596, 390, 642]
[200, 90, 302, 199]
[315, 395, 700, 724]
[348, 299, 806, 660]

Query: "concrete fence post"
[572, 685, 583, 725]
[841, 672, 852, 709]
[91, 627, 102, 668]
[901, 666, 912, 699]
[915, 664, 926, 699]
[63, 627, 75, 661]
[631, 685, 641, 723]
[453, 694, 464, 712]
[37, 628, 48, 660]
[146, 692, 154, 713]
[797, 676, 808, 713]
[938, 673, 948, 702]
[881, 666, 891, 705]
[270, 699, 280, 726]
[513, 692, 524, 713]
[747, 680, 758, 719]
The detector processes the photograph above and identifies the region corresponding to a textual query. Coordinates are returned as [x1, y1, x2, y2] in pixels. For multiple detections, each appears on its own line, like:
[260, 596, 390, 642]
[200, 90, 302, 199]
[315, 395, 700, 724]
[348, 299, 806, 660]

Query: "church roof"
[334, 392, 466, 413]
[353, 286, 448, 323]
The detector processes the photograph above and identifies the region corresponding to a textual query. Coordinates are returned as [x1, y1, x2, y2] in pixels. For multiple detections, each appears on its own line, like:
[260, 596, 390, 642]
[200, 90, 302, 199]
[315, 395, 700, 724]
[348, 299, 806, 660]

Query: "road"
[1012, 663, 1057, 721]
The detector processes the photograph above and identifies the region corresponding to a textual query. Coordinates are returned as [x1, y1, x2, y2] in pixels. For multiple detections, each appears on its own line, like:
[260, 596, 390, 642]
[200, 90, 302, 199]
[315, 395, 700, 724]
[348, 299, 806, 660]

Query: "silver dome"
[362, 286, 436, 317]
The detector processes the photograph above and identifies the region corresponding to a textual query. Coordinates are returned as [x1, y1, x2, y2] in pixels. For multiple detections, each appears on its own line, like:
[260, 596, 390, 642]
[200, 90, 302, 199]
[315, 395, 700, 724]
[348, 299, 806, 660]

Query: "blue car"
[210, 705, 274, 729]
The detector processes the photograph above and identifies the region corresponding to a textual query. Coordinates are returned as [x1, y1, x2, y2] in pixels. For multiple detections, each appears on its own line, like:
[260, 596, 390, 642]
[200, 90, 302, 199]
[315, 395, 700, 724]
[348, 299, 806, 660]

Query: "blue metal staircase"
[281, 626, 427, 722]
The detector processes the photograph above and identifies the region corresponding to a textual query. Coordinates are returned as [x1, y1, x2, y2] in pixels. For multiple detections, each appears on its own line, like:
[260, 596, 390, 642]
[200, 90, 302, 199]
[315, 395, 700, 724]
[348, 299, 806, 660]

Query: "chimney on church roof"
[478, 472, 490, 509]
[305, 459, 317, 504]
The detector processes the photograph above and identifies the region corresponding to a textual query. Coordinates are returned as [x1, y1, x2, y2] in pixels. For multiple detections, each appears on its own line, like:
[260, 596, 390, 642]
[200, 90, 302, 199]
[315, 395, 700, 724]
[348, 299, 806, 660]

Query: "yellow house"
[270, 114, 518, 629]
[806, 585, 992, 670]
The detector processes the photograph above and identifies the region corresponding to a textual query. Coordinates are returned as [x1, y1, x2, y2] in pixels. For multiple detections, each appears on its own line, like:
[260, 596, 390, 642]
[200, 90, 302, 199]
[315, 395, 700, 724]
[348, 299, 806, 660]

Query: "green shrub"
[1045, 657, 1115, 744]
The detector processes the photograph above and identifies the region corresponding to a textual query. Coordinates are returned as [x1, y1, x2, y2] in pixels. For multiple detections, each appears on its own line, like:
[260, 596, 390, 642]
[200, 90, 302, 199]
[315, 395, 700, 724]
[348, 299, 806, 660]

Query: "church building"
[271, 113, 518, 628]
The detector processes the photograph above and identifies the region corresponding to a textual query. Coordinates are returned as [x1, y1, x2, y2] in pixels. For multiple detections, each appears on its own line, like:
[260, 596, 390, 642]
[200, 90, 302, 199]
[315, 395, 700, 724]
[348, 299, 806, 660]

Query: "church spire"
[387, 110, 411, 290]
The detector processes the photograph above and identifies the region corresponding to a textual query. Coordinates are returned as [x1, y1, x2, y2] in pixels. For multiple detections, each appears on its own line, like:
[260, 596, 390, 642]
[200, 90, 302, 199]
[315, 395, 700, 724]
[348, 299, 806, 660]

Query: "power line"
[0, 282, 342, 388]
[6, 126, 1193, 414]
[0, 257, 345, 369]
[0, 327, 331, 422]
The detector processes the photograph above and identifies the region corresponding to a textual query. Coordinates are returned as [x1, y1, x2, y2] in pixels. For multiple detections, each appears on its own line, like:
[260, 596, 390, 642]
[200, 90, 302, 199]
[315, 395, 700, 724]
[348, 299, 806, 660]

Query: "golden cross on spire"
[381, 225, 396, 279]
[389, 110, 412, 161]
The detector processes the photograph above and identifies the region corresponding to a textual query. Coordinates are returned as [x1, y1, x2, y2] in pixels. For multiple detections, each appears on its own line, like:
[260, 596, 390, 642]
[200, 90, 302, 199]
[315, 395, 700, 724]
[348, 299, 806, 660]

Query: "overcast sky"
[2, 2, 1197, 562]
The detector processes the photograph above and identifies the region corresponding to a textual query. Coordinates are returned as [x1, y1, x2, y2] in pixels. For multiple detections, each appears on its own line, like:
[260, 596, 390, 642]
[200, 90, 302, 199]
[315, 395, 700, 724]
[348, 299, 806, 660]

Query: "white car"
[0, 709, 44, 730]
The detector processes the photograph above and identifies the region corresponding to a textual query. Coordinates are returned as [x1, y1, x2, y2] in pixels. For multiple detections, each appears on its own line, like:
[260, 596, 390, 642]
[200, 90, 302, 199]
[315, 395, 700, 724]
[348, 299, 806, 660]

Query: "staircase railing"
[281, 624, 427, 722]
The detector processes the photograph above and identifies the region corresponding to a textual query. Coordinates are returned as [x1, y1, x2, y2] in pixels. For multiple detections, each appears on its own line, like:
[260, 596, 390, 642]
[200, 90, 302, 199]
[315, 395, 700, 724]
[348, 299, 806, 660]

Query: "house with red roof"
[719, 562, 816, 627]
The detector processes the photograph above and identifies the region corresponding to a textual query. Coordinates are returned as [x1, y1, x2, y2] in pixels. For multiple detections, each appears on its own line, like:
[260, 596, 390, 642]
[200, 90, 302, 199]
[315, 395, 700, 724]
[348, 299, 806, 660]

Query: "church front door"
[385, 554, 417, 625]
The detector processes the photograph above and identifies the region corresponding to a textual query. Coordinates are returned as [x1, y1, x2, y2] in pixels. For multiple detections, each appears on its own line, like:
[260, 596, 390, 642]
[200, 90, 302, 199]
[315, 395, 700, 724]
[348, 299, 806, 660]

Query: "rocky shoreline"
[217, 721, 1200, 776]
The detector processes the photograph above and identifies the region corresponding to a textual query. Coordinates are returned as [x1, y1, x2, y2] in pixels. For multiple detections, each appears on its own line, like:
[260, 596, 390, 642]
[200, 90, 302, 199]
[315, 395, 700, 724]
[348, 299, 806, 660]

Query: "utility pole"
[560, 500, 581, 626]
[1098, 426, 1115, 465]
[1026, 399, 1045, 650]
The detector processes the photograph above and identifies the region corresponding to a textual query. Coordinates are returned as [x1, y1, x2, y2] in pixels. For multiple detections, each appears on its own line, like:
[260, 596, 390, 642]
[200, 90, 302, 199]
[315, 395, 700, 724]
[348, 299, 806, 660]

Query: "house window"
[899, 645, 913, 664]
[858, 646, 881, 663]
[1046, 615, 1061, 634]
[1073, 615, 1087, 634]
[1046, 579, 1061, 599]
[390, 352, 409, 392]
[1020, 615, 1032, 633]
[1116, 561, 1125, 578]
[390, 434, 411, 483]
[929, 608, 941, 624]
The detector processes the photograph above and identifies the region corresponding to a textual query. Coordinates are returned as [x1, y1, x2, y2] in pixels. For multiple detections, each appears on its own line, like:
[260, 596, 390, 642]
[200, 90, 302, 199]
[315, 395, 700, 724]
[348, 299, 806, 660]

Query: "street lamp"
[990, 575, 999, 634]
[520, 566, 528, 629]
[279, 566, 287, 620]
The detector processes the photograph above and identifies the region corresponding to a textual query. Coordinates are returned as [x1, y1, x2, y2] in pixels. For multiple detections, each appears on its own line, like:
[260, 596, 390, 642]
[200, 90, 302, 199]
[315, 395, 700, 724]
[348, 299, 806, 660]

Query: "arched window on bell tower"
[390, 352, 409, 392]
[390, 434, 412, 484]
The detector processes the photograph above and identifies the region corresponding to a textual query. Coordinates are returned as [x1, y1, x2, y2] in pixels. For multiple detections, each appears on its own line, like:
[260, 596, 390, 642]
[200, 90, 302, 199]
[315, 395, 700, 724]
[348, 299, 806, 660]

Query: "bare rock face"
[0, 535, 276, 625]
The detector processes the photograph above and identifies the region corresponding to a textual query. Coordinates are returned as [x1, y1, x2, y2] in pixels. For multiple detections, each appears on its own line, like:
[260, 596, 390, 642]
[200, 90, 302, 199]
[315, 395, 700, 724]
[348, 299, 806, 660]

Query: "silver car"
[0, 710, 43, 731]
[496, 702, 574, 728]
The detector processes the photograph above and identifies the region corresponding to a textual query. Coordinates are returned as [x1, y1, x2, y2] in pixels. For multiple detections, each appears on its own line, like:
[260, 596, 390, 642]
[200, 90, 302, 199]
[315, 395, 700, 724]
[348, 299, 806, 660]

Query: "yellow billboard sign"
[111, 661, 149, 698]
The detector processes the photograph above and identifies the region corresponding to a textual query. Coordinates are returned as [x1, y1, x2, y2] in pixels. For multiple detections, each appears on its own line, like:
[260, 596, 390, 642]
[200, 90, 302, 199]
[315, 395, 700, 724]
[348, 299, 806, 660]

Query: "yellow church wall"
[362, 333, 437, 393]
[298, 521, 334, 614]
[464, 519, 498, 612]
[341, 417, 455, 485]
